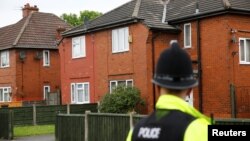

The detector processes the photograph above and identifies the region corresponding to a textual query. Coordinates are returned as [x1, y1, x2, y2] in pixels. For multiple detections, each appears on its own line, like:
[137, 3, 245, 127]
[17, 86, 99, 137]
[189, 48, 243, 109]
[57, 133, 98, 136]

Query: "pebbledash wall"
[60, 14, 250, 118]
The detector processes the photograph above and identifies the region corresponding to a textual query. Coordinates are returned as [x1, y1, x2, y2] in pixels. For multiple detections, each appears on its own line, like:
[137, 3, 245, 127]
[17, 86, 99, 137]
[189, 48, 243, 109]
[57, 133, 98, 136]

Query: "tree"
[61, 10, 102, 26]
[98, 86, 145, 113]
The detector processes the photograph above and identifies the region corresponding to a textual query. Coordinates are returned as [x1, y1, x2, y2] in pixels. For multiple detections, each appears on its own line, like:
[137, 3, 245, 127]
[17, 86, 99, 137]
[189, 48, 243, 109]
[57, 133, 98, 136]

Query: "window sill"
[239, 63, 250, 65]
[72, 56, 86, 59]
[112, 50, 129, 54]
[184, 46, 192, 49]
[0, 66, 10, 68]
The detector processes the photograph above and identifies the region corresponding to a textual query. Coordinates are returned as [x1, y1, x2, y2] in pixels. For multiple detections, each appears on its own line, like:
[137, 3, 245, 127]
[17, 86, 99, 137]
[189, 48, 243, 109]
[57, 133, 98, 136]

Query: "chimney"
[22, 3, 39, 18]
[56, 26, 66, 40]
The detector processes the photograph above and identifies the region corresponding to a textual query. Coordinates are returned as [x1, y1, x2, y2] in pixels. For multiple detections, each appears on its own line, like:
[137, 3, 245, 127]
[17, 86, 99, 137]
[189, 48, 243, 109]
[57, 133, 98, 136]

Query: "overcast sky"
[0, 0, 131, 27]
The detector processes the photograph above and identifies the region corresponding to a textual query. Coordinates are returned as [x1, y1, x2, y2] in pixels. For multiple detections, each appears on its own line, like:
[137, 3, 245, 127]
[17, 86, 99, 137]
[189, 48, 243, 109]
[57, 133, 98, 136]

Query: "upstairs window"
[239, 38, 250, 64]
[110, 79, 133, 93]
[71, 82, 89, 104]
[184, 23, 191, 48]
[0, 50, 9, 68]
[43, 50, 50, 66]
[112, 27, 129, 53]
[0, 87, 11, 102]
[72, 36, 86, 58]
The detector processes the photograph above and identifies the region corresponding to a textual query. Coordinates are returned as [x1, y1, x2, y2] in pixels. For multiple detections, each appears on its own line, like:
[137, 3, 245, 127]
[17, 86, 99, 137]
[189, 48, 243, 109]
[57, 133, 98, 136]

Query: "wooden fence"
[55, 112, 250, 141]
[0, 103, 97, 126]
[0, 111, 13, 140]
[55, 112, 146, 141]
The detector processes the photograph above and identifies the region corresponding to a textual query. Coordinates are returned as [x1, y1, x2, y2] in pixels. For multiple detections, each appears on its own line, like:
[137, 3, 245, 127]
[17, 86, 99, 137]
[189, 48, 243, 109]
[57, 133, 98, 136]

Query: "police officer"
[126, 42, 211, 141]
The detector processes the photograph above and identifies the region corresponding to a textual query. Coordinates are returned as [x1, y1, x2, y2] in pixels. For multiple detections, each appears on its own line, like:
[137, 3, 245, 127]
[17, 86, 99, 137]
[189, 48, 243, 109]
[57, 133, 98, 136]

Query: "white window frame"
[184, 23, 192, 48]
[239, 38, 250, 64]
[0, 87, 11, 102]
[43, 85, 50, 100]
[0, 50, 10, 68]
[43, 50, 50, 66]
[72, 36, 86, 59]
[71, 82, 90, 104]
[109, 79, 133, 93]
[112, 27, 129, 53]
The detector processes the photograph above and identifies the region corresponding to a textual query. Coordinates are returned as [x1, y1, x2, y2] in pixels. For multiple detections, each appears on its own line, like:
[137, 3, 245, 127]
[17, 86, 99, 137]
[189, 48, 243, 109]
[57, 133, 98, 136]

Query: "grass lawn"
[14, 125, 55, 137]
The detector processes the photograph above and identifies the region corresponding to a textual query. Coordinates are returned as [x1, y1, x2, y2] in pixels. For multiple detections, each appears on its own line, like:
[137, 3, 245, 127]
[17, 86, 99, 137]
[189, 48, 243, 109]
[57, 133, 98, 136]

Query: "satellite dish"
[160, 0, 170, 5]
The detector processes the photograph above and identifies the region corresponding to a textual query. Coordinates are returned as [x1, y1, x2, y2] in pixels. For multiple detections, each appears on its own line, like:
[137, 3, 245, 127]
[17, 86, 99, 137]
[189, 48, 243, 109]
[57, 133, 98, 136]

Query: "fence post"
[97, 101, 100, 113]
[85, 110, 91, 141]
[129, 112, 133, 129]
[8, 110, 13, 140]
[33, 104, 37, 125]
[67, 104, 70, 114]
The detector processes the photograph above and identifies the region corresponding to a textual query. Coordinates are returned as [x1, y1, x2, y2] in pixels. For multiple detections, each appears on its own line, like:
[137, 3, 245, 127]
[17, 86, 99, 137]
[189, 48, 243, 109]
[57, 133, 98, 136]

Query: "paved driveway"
[0, 134, 54, 141]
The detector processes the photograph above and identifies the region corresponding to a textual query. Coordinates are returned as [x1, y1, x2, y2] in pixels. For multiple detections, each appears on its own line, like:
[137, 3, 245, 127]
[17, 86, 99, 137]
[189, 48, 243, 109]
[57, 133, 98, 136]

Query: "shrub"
[98, 86, 145, 113]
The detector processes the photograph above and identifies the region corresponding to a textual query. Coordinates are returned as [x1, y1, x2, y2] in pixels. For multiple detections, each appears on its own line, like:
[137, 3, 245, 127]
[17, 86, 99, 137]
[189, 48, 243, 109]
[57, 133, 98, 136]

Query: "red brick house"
[0, 4, 71, 107]
[60, 0, 250, 118]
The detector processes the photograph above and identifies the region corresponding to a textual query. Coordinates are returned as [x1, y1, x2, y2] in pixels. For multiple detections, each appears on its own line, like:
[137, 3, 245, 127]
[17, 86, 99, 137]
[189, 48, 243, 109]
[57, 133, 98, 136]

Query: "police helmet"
[152, 42, 198, 90]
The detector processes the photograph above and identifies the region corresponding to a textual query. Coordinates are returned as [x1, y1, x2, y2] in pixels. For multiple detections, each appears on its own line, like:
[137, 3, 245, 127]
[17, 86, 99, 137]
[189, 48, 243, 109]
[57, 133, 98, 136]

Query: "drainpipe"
[152, 32, 161, 110]
[197, 19, 203, 113]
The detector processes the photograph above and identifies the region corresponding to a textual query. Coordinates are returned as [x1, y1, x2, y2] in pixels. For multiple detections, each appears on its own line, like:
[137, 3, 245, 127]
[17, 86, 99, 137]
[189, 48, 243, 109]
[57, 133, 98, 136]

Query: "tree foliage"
[98, 86, 145, 114]
[60, 10, 102, 26]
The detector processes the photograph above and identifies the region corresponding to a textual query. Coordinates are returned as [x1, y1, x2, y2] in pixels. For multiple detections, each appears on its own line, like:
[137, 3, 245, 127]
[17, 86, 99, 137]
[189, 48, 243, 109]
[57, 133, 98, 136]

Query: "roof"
[165, 0, 250, 23]
[0, 12, 71, 50]
[63, 0, 176, 37]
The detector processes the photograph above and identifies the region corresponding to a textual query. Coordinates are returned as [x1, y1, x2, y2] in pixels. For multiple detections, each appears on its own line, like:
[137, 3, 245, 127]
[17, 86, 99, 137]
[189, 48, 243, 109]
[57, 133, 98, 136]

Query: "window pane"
[4, 93, 8, 101]
[71, 84, 75, 102]
[112, 30, 118, 52]
[0, 89, 3, 101]
[185, 24, 191, 47]
[44, 86, 50, 100]
[240, 40, 245, 61]
[43, 51, 49, 66]
[72, 37, 85, 58]
[110, 81, 117, 93]
[118, 28, 125, 51]
[127, 80, 133, 87]
[80, 37, 85, 56]
[124, 27, 129, 50]
[84, 84, 89, 102]
[1, 51, 9, 67]
[118, 81, 126, 86]
[112, 27, 129, 53]
[77, 84, 83, 89]
[77, 89, 84, 102]
[246, 40, 250, 62]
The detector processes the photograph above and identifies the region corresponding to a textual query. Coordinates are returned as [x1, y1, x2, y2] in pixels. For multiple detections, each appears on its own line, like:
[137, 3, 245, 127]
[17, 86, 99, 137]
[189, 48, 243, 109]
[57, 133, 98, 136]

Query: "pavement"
[0, 134, 54, 141]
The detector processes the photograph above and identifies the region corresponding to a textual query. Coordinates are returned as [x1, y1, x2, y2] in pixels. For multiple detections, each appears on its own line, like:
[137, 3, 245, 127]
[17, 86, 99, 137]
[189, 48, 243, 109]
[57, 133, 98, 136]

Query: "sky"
[0, 0, 131, 27]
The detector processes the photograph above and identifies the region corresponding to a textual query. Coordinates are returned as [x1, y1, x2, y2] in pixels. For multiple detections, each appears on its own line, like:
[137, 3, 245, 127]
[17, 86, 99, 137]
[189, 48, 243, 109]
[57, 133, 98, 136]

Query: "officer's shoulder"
[189, 118, 210, 127]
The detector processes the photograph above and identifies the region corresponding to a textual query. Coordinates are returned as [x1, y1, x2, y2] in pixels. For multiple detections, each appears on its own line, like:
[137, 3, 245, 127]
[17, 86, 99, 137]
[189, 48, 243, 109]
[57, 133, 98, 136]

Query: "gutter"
[168, 8, 250, 24]
[151, 32, 161, 110]
[62, 18, 141, 37]
[197, 19, 203, 113]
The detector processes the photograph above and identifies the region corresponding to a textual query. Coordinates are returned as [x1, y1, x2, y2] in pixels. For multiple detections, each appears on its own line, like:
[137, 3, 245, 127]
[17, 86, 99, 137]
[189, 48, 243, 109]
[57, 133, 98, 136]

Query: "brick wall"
[15, 49, 60, 102]
[176, 14, 250, 118]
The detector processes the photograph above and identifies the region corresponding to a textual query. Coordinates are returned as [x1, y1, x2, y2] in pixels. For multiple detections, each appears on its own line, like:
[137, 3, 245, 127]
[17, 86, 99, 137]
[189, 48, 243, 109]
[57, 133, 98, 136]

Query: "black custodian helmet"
[152, 42, 198, 90]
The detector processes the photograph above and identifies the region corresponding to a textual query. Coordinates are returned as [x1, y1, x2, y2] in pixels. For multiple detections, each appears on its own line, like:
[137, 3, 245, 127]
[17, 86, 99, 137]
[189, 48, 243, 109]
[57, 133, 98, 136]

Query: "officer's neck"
[159, 87, 190, 100]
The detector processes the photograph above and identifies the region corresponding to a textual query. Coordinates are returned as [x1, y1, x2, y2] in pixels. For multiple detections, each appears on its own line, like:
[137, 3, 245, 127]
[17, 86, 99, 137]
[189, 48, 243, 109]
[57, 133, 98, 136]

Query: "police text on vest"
[138, 127, 161, 139]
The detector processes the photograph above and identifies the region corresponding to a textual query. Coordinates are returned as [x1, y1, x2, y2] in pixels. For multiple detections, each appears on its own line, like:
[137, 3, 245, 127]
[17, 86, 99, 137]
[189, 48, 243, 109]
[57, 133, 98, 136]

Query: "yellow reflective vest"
[126, 94, 211, 141]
